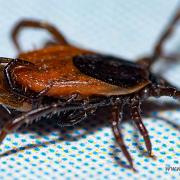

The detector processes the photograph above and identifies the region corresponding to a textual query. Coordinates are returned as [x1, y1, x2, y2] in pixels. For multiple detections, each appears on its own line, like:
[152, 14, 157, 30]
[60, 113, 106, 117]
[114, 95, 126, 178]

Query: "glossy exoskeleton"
[0, 7, 180, 171]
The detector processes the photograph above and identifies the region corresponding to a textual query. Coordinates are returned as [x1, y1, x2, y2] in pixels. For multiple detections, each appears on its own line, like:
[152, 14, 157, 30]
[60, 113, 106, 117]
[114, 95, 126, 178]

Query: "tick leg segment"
[0, 99, 109, 144]
[151, 86, 180, 99]
[137, 6, 180, 68]
[12, 19, 69, 52]
[110, 106, 135, 171]
[0, 105, 13, 121]
[152, 6, 180, 62]
[130, 103, 152, 157]
[57, 108, 96, 127]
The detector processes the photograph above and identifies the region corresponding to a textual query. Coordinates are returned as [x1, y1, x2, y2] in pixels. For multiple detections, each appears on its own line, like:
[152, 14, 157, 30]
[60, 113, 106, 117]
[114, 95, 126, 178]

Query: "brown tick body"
[0, 6, 180, 171]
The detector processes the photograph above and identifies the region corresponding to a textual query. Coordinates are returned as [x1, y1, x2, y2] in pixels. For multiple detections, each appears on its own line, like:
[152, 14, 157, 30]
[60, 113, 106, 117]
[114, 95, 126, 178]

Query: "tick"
[0, 7, 180, 171]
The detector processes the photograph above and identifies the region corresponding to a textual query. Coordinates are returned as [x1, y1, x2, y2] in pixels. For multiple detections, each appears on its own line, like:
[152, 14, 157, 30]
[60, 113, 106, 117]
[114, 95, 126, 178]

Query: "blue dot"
[49, 148, 55, 153]
[14, 134, 19, 138]
[75, 166, 80, 169]
[43, 136, 50, 140]
[95, 144, 100, 148]
[127, 172, 132, 176]
[104, 133, 109, 136]
[77, 158, 82, 162]
[167, 156, 172, 159]
[132, 142, 138, 146]
[160, 151, 166, 155]
[65, 142, 71, 145]
[34, 147, 40, 151]
[33, 155, 38, 159]
[5, 145, 10, 149]
[80, 143, 85, 147]
[174, 160, 179, 164]
[86, 147, 92, 151]
[71, 146, 77, 150]
[169, 140, 175, 144]
[159, 159, 164, 163]
[88, 139, 94, 143]
[30, 135, 35, 139]
[64, 149, 69, 153]
[171, 132, 176, 136]
[84, 162, 89, 166]
[8, 165, 13, 169]
[100, 155, 105, 159]
[18, 154, 24, 158]
[25, 158, 30, 162]
[57, 145, 62, 149]
[105, 168, 110, 171]
[85, 155, 91, 158]
[103, 141, 108, 144]
[69, 162, 74, 165]
[61, 165, 66, 169]
[151, 163, 156, 166]
[6, 137, 11, 141]
[10, 157, 15, 161]
[78, 150, 84, 154]
[12, 142, 18, 146]
[41, 152, 46, 156]
[162, 144, 167, 147]
[144, 158, 149, 162]
[163, 136, 168, 139]
[70, 154, 76, 158]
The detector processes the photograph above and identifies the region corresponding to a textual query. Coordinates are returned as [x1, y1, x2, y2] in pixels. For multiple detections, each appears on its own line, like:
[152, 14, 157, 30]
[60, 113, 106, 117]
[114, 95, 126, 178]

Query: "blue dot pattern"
[0, 1, 180, 179]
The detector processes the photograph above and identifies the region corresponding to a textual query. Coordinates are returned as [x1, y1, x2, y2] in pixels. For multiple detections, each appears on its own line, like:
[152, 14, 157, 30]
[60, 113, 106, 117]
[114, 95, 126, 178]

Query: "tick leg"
[0, 57, 15, 66]
[0, 99, 109, 144]
[130, 103, 152, 157]
[58, 106, 96, 127]
[137, 6, 180, 68]
[159, 53, 180, 61]
[110, 106, 136, 171]
[152, 6, 180, 62]
[12, 19, 69, 52]
[151, 86, 180, 100]
[0, 105, 14, 121]
[0, 118, 21, 143]
[58, 94, 95, 126]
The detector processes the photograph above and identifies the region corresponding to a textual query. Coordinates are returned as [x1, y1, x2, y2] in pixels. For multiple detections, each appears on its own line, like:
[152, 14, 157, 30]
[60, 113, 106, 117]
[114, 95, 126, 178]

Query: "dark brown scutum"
[73, 54, 149, 87]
